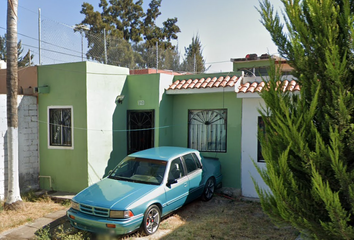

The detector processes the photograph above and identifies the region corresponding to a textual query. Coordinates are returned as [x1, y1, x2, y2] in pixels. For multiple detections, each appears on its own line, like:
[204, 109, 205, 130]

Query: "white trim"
[47, 106, 74, 150]
[237, 92, 261, 98]
[166, 86, 235, 95]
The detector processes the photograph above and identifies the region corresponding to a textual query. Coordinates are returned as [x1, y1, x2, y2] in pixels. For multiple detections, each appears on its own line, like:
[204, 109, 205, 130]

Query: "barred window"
[188, 109, 227, 152]
[48, 107, 73, 148]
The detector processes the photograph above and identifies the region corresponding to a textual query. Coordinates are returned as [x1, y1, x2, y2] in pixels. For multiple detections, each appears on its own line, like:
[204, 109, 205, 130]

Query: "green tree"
[182, 34, 205, 73]
[255, 0, 354, 239]
[78, 0, 180, 67]
[0, 34, 34, 67]
[133, 42, 181, 71]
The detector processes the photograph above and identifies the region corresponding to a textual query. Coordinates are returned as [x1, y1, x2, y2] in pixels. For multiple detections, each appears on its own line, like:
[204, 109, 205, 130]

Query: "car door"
[163, 158, 189, 214]
[183, 153, 203, 201]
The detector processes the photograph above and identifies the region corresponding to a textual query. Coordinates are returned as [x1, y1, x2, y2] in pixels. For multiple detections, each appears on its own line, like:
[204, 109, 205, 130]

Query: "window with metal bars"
[48, 107, 72, 148]
[188, 109, 227, 152]
[127, 110, 154, 154]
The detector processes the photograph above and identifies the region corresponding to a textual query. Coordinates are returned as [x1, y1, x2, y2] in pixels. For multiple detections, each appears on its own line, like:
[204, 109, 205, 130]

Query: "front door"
[127, 110, 154, 154]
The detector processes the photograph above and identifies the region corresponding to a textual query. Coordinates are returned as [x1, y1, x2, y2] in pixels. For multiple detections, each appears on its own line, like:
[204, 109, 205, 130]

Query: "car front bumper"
[66, 208, 143, 235]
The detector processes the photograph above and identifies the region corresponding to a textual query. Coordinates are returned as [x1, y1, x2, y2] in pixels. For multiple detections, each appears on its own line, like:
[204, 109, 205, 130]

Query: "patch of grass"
[52, 225, 91, 240]
[36, 226, 51, 240]
[158, 198, 298, 240]
[0, 192, 67, 234]
[61, 199, 72, 207]
[4, 195, 298, 240]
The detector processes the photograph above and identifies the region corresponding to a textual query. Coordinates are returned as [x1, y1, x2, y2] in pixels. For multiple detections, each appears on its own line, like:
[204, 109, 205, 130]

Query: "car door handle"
[184, 183, 188, 187]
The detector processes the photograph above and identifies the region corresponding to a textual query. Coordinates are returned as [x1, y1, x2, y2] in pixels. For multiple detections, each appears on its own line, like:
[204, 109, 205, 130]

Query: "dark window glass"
[258, 116, 266, 162]
[168, 158, 185, 180]
[49, 108, 72, 147]
[183, 153, 201, 173]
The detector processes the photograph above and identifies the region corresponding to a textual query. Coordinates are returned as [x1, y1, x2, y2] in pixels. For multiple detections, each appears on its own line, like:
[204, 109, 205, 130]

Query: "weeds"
[61, 199, 71, 207]
[0, 191, 67, 234]
[35, 225, 92, 240]
[36, 226, 51, 240]
[3, 195, 298, 240]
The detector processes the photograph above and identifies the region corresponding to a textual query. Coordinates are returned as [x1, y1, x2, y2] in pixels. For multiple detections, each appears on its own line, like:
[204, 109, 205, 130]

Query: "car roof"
[128, 147, 197, 162]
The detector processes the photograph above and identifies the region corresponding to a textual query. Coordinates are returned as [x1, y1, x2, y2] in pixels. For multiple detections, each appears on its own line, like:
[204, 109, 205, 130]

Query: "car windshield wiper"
[108, 175, 160, 185]
[108, 175, 128, 181]
[108, 175, 143, 183]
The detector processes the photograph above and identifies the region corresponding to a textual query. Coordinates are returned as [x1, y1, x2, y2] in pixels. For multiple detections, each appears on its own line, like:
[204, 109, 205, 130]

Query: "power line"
[0, 22, 233, 72]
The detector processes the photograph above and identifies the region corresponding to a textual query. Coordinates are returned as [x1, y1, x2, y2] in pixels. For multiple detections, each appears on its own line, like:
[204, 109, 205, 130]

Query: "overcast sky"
[0, 0, 284, 73]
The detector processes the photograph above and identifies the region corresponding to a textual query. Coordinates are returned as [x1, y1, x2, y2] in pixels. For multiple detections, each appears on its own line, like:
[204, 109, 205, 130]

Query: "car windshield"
[109, 157, 167, 185]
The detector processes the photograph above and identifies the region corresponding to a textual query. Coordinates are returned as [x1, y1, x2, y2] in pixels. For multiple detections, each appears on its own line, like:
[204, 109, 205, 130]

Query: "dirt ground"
[48, 194, 298, 240]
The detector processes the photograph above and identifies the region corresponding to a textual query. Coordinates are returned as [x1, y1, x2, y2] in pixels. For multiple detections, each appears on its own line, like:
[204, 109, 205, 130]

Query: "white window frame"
[47, 106, 74, 150]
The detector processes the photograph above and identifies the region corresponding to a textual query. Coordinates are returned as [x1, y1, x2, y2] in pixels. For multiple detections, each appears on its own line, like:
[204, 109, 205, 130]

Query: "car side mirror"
[166, 179, 177, 187]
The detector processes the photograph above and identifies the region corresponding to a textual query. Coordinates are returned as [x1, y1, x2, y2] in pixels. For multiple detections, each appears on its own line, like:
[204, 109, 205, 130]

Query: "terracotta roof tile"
[236, 80, 300, 93]
[176, 80, 185, 89]
[167, 75, 240, 90]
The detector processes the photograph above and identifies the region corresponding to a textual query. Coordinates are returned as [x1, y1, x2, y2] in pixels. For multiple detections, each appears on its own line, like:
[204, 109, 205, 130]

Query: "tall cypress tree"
[255, 0, 354, 239]
[182, 34, 205, 73]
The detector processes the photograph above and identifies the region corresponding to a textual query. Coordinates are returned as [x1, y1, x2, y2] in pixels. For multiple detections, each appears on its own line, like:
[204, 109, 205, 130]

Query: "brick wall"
[0, 95, 39, 200]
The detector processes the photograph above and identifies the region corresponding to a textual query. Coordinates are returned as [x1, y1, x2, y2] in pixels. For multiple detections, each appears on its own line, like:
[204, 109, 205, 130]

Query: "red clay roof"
[167, 75, 239, 90]
[130, 68, 184, 75]
[236, 79, 300, 93]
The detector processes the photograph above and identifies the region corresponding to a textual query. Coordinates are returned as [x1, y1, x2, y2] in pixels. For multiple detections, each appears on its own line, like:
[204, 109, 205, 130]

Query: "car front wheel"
[142, 204, 161, 235]
[201, 177, 215, 201]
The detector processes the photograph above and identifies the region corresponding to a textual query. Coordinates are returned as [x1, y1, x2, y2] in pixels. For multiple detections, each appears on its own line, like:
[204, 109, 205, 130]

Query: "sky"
[0, 0, 284, 73]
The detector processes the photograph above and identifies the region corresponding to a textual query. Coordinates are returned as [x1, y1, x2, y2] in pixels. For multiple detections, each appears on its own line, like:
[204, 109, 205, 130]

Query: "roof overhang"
[236, 92, 261, 98]
[166, 86, 235, 95]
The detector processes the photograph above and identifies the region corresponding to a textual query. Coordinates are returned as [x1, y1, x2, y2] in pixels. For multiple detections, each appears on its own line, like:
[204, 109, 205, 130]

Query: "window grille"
[188, 109, 227, 152]
[49, 108, 72, 147]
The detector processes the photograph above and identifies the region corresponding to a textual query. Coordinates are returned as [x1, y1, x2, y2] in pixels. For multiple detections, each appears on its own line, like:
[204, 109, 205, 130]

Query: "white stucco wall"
[86, 62, 129, 186]
[159, 74, 174, 103]
[240, 96, 270, 198]
[0, 95, 39, 200]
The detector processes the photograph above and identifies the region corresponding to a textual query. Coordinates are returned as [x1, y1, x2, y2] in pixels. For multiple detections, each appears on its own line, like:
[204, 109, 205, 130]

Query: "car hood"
[73, 178, 159, 209]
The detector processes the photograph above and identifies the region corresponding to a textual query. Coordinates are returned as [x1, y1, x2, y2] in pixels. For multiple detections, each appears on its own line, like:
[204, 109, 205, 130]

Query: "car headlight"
[110, 210, 134, 219]
[71, 200, 80, 211]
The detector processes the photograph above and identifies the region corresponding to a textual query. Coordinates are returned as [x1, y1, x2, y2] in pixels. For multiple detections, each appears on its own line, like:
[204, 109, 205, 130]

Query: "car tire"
[142, 204, 161, 235]
[201, 177, 215, 201]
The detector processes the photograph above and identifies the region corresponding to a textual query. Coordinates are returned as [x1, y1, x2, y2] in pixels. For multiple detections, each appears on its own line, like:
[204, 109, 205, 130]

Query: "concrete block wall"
[0, 95, 39, 200]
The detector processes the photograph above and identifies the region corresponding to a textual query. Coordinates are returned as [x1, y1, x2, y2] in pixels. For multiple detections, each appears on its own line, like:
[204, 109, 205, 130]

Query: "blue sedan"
[67, 146, 222, 236]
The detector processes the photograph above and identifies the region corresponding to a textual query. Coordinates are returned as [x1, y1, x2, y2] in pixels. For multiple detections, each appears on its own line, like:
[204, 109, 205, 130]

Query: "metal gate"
[127, 110, 154, 154]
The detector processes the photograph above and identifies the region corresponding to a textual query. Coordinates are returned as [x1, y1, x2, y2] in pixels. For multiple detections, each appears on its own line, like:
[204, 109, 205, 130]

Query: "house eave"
[236, 92, 261, 98]
[165, 87, 235, 95]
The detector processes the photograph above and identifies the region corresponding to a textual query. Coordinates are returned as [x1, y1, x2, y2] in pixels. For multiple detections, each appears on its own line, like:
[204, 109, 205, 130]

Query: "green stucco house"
[37, 61, 244, 195]
[38, 62, 129, 193]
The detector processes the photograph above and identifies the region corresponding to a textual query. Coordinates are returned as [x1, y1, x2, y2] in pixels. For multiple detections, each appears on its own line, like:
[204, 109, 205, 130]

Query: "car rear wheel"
[201, 177, 215, 201]
[142, 204, 161, 235]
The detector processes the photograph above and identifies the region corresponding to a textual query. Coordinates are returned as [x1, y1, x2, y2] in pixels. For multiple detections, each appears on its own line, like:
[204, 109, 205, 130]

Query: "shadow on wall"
[18, 96, 39, 193]
[104, 84, 129, 177]
[1, 96, 40, 200]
